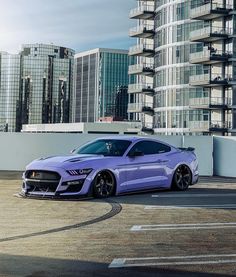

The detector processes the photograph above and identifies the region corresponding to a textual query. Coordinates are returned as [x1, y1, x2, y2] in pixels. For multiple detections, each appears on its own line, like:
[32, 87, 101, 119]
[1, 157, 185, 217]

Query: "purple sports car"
[21, 136, 198, 198]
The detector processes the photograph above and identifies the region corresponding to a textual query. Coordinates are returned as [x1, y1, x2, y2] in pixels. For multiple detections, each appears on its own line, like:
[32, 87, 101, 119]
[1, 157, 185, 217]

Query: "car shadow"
[107, 177, 236, 210]
[0, 253, 233, 277]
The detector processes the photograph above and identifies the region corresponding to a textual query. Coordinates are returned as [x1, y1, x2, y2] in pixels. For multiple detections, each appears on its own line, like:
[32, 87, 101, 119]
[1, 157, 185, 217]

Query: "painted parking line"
[144, 204, 236, 210]
[109, 254, 236, 268]
[152, 193, 236, 198]
[131, 222, 236, 231]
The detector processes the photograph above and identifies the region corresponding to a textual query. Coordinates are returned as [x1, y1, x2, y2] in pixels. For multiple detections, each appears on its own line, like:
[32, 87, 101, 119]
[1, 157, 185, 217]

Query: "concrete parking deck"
[0, 173, 236, 276]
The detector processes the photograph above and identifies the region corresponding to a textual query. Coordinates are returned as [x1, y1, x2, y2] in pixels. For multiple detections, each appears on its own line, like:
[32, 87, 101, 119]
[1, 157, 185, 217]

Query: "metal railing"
[129, 5, 154, 18]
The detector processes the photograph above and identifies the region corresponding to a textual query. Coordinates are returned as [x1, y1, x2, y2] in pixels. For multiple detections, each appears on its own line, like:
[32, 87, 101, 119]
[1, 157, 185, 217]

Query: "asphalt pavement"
[0, 173, 235, 276]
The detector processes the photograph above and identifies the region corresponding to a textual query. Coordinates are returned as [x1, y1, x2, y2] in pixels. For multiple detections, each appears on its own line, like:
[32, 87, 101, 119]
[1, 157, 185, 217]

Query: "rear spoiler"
[178, 147, 195, 152]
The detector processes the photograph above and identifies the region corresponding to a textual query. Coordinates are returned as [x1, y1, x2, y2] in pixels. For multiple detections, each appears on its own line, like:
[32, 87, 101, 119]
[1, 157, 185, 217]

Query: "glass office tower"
[74, 48, 131, 122]
[0, 44, 74, 132]
[0, 52, 21, 132]
[20, 44, 74, 129]
[129, 0, 235, 135]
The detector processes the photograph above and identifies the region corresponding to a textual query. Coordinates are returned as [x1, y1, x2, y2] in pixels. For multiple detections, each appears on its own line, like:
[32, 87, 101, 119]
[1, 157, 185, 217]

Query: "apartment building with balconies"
[129, 0, 236, 135]
[128, 0, 155, 134]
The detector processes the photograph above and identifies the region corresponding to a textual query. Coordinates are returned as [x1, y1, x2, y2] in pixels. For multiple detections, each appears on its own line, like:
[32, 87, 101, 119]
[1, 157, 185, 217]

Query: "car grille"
[25, 170, 61, 193]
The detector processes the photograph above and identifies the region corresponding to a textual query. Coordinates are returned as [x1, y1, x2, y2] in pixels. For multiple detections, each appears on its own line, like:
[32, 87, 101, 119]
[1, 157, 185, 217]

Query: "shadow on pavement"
[0, 253, 234, 277]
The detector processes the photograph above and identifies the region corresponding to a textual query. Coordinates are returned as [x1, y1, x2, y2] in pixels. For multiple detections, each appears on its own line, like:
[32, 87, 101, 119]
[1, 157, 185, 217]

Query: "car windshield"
[75, 139, 132, 157]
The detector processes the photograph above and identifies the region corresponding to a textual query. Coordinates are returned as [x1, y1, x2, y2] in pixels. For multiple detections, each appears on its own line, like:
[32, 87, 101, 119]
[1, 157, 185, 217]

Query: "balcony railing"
[189, 121, 209, 130]
[210, 121, 231, 130]
[128, 83, 154, 94]
[129, 43, 154, 57]
[128, 63, 154, 75]
[128, 102, 153, 113]
[190, 26, 232, 42]
[189, 73, 232, 86]
[189, 97, 232, 107]
[128, 103, 143, 113]
[190, 2, 232, 20]
[129, 24, 154, 38]
[189, 48, 231, 64]
[129, 5, 154, 19]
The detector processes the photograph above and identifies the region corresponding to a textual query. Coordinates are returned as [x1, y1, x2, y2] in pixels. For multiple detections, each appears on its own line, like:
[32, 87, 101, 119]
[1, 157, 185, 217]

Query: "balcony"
[189, 48, 231, 65]
[209, 121, 231, 132]
[129, 5, 155, 20]
[128, 63, 154, 76]
[189, 121, 209, 131]
[128, 103, 143, 113]
[128, 83, 154, 95]
[142, 103, 154, 115]
[189, 73, 231, 87]
[189, 97, 232, 109]
[142, 123, 154, 134]
[129, 44, 155, 57]
[129, 24, 155, 38]
[190, 26, 232, 43]
[190, 2, 232, 20]
[128, 102, 154, 115]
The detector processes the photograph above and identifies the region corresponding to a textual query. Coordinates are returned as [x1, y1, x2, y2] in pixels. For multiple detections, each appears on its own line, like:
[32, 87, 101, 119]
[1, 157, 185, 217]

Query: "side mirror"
[128, 150, 144, 158]
[70, 149, 76, 154]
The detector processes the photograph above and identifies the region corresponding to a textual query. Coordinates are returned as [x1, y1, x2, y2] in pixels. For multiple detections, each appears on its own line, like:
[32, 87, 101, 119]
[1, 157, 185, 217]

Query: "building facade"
[0, 44, 74, 132]
[129, 0, 236, 135]
[73, 48, 132, 123]
[0, 52, 21, 132]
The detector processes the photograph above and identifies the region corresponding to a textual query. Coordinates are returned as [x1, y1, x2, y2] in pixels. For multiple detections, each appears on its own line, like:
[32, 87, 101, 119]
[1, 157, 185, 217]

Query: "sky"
[0, 0, 135, 54]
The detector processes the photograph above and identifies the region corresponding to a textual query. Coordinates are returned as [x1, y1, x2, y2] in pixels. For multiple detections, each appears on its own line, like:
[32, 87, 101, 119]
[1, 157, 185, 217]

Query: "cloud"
[0, 0, 135, 54]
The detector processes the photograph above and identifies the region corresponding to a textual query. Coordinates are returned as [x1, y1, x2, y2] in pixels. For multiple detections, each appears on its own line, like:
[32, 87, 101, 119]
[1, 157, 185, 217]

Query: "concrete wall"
[0, 133, 213, 176]
[214, 136, 236, 177]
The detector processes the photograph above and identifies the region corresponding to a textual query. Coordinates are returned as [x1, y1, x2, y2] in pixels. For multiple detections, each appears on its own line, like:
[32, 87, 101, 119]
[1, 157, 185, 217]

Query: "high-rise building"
[0, 52, 21, 132]
[73, 48, 132, 122]
[0, 44, 74, 132]
[128, 0, 155, 134]
[19, 44, 74, 130]
[129, 0, 236, 135]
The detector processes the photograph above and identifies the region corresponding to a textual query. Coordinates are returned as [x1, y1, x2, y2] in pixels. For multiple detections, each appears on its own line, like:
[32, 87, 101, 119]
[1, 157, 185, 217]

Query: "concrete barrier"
[213, 136, 236, 177]
[0, 133, 214, 176]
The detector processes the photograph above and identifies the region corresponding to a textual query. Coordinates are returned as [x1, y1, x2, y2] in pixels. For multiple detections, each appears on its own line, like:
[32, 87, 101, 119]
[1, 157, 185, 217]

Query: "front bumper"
[22, 167, 94, 198]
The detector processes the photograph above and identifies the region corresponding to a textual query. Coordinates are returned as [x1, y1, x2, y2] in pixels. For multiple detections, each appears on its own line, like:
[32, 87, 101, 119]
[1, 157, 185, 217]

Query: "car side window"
[128, 141, 171, 156]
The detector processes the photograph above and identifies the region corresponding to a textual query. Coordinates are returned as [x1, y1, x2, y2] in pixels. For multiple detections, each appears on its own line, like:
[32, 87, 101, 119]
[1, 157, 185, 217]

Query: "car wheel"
[93, 170, 116, 198]
[172, 165, 192, 191]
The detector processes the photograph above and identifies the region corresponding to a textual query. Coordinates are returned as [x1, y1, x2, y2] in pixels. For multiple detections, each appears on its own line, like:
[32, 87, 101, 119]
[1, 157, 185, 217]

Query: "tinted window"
[129, 141, 171, 156]
[75, 139, 132, 157]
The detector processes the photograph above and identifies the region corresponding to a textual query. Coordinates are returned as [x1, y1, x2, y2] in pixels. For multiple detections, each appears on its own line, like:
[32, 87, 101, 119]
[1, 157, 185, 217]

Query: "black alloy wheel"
[172, 165, 192, 191]
[93, 171, 116, 198]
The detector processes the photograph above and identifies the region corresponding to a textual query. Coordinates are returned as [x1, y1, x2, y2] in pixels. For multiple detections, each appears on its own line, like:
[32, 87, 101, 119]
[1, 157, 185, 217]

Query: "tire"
[93, 170, 116, 198]
[172, 165, 192, 191]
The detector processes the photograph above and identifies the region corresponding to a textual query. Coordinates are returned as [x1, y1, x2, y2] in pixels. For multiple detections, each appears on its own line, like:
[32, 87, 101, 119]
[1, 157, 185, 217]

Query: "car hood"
[26, 154, 104, 170]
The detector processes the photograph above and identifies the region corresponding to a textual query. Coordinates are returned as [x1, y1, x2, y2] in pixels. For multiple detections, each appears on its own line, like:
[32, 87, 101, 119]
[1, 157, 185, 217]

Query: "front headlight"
[67, 168, 93, 176]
